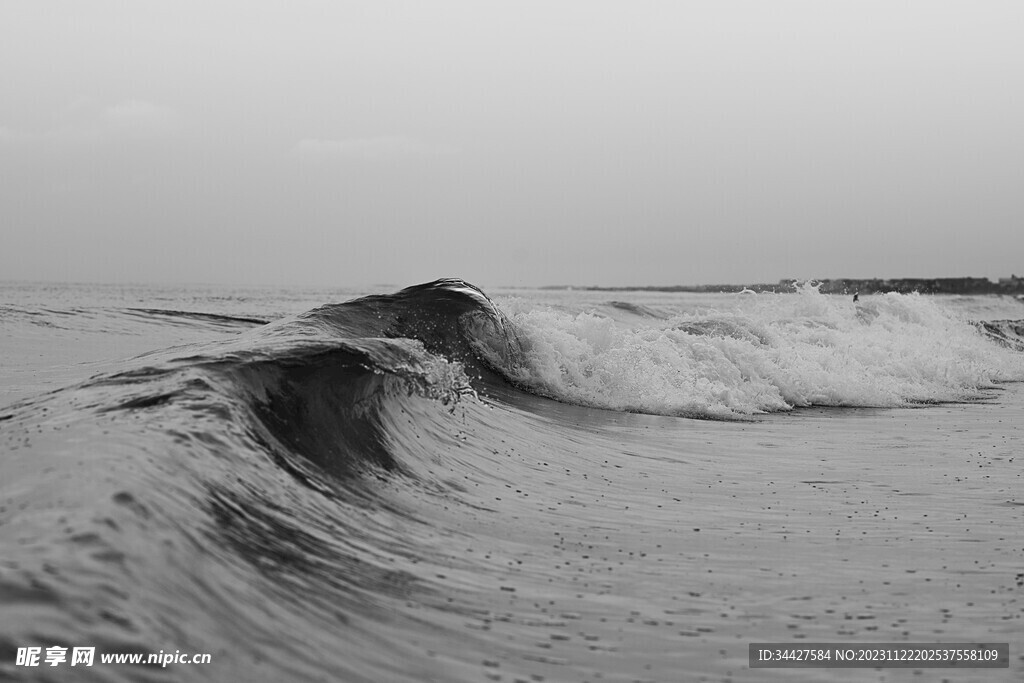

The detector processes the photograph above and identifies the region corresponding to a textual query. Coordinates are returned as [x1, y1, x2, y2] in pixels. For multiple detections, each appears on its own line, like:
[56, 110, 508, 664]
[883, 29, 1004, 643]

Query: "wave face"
[1, 280, 1023, 682]
[0, 279, 530, 682]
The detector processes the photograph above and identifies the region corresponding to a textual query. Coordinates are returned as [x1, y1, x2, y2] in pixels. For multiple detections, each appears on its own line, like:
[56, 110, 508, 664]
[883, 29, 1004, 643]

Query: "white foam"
[496, 286, 1024, 418]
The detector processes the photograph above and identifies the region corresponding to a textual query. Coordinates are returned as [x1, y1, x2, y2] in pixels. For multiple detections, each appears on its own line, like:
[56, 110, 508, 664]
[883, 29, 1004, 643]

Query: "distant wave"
[978, 319, 1024, 352]
[606, 301, 667, 319]
[0, 304, 267, 333]
[125, 308, 270, 327]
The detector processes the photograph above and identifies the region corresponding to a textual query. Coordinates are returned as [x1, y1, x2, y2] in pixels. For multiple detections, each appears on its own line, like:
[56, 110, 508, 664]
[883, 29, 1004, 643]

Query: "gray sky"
[2, 1, 1022, 288]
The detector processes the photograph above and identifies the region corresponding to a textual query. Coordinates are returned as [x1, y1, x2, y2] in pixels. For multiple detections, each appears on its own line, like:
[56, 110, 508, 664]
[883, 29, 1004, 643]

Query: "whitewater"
[1, 279, 1022, 682]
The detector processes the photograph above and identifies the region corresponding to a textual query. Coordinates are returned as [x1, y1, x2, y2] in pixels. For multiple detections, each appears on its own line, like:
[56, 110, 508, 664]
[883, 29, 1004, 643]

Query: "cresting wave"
[13, 278, 1023, 440]
[196, 278, 1024, 424]
[0, 282, 521, 682]
[76, 281, 505, 488]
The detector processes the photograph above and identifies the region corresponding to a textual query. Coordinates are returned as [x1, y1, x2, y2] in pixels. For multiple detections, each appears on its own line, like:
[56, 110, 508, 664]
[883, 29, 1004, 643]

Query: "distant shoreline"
[545, 277, 1024, 296]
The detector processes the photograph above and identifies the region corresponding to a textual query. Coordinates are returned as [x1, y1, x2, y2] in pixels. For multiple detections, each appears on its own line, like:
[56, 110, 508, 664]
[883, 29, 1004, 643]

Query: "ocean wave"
[198, 278, 1024, 421]
[606, 301, 668, 319]
[978, 319, 1024, 352]
[0, 282, 505, 681]
[124, 308, 270, 328]
[6, 277, 1024, 476]
[11, 278, 1024, 427]
[0, 304, 267, 336]
[493, 284, 1024, 418]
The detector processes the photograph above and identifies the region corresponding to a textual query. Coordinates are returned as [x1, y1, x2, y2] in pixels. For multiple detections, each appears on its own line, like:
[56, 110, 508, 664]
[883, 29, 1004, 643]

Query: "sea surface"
[1, 280, 1023, 682]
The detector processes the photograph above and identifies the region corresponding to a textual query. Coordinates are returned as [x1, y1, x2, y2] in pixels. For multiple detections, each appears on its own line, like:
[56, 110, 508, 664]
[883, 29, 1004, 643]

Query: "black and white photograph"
[2, 2, 1022, 681]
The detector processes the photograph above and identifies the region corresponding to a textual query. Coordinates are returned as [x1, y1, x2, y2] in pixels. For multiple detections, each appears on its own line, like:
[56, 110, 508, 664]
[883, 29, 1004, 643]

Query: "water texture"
[1, 280, 1022, 682]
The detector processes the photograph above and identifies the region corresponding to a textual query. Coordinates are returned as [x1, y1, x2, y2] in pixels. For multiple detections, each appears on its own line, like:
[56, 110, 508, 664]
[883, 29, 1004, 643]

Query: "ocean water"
[1, 279, 1023, 682]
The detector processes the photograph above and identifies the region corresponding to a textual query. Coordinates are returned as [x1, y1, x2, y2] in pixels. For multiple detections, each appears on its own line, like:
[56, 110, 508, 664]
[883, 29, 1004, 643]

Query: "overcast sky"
[2, 1, 1022, 287]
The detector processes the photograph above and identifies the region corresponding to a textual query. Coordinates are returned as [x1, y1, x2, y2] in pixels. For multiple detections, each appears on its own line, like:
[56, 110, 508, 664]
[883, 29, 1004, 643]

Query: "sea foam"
[497, 285, 1024, 418]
